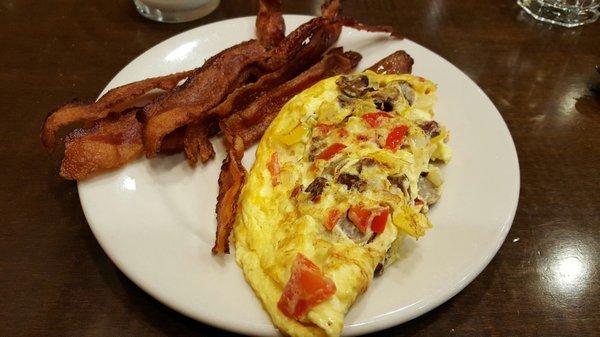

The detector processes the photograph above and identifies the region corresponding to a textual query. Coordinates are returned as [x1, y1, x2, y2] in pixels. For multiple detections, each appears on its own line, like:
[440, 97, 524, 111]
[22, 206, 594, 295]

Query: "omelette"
[234, 71, 451, 337]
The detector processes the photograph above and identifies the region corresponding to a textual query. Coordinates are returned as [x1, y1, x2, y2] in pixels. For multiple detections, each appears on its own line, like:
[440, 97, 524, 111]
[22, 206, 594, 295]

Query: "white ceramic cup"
[134, 0, 221, 23]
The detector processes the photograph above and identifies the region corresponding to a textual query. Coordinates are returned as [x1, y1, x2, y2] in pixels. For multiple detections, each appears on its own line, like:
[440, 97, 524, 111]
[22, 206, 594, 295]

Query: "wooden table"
[1, 0, 598, 335]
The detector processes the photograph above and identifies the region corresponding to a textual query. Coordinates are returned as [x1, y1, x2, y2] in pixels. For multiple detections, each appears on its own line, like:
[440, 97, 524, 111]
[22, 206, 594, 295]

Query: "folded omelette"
[234, 71, 451, 337]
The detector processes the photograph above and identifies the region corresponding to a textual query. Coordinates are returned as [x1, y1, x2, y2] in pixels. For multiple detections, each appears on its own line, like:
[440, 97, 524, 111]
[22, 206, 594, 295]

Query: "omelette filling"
[234, 71, 451, 337]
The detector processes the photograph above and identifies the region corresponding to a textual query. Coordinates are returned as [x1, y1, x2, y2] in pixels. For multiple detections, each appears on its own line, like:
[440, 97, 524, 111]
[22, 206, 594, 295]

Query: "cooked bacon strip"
[339, 16, 402, 39]
[261, 16, 333, 71]
[367, 50, 414, 74]
[143, 40, 266, 157]
[321, 0, 341, 19]
[184, 121, 218, 164]
[162, 120, 219, 158]
[213, 136, 246, 254]
[221, 48, 362, 147]
[59, 111, 143, 180]
[256, 0, 285, 49]
[160, 126, 186, 154]
[259, 0, 342, 71]
[41, 70, 193, 152]
[299, 20, 343, 68]
[203, 60, 307, 119]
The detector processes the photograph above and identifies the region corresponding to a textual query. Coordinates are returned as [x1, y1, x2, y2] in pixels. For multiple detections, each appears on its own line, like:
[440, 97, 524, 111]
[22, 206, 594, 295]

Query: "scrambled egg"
[234, 71, 451, 337]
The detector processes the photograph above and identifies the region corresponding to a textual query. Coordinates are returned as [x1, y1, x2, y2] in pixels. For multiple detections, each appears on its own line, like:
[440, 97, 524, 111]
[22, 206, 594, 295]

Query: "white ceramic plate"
[78, 15, 519, 336]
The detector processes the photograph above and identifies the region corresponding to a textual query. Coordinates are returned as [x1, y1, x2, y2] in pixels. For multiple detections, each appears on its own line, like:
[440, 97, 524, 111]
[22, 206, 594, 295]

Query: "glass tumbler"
[134, 0, 221, 23]
[518, 0, 599, 27]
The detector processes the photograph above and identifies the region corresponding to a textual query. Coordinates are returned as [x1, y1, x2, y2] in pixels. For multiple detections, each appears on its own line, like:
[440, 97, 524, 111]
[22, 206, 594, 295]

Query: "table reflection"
[540, 235, 594, 300]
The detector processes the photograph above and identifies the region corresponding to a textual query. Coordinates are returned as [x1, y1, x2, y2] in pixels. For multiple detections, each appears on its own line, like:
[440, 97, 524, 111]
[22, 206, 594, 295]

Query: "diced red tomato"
[370, 208, 390, 234]
[268, 152, 280, 186]
[362, 112, 392, 128]
[277, 254, 337, 320]
[316, 123, 335, 135]
[325, 208, 342, 231]
[347, 205, 372, 233]
[348, 205, 390, 234]
[385, 125, 409, 151]
[317, 143, 346, 160]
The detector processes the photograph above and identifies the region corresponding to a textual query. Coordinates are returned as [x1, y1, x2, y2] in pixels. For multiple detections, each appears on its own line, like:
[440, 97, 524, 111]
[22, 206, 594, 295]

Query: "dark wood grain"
[1, 0, 599, 336]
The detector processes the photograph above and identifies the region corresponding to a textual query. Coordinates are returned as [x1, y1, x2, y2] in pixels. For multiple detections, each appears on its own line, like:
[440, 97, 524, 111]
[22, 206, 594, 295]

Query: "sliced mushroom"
[308, 136, 325, 161]
[337, 173, 366, 192]
[371, 86, 399, 111]
[305, 177, 328, 201]
[418, 176, 440, 205]
[419, 120, 440, 137]
[355, 158, 378, 173]
[336, 75, 371, 98]
[374, 98, 394, 112]
[323, 155, 348, 177]
[398, 81, 415, 106]
[387, 174, 409, 195]
[337, 94, 355, 107]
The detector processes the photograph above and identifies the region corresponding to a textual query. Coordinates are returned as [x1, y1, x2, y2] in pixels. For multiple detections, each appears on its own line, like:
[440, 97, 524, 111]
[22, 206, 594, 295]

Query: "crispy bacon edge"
[256, 0, 285, 49]
[366, 50, 414, 74]
[260, 17, 332, 72]
[183, 121, 218, 164]
[339, 16, 403, 39]
[59, 110, 143, 180]
[321, 0, 341, 19]
[212, 136, 246, 254]
[41, 70, 193, 152]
